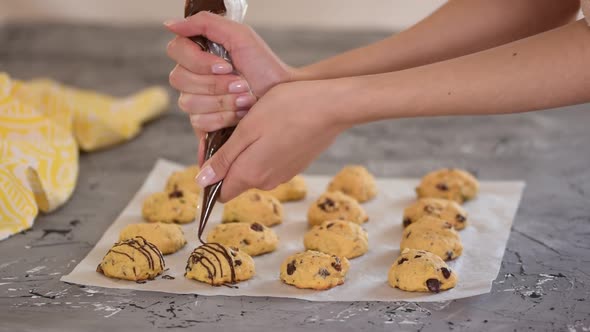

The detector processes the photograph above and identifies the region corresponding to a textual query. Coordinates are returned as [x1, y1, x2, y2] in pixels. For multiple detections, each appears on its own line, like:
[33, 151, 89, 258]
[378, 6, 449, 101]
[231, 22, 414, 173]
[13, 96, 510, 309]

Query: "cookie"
[307, 191, 368, 226]
[400, 216, 463, 261]
[327, 165, 377, 202]
[97, 236, 165, 281]
[415, 168, 479, 203]
[403, 198, 468, 230]
[119, 223, 187, 255]
[222, 190, 283, 227]
[264, 175, 307, 202]
[303, 220, 368, 259]
[165, 165, 200, 195]
[206, 222, 279, 256]
[185, 243, 255, 286]
[388, 248, 458, 292]
[142, 189, 198, 224]
[279, 250, 350, 290]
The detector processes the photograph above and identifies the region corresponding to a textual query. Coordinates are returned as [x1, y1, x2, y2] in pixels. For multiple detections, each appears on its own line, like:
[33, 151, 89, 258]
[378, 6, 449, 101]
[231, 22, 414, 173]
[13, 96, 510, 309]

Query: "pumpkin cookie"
[142, 189, 198, 224]
[327, 165, 377, 202]
[280, 250, 350, 290]
[185, 244, 255, 286]
[222, 190, 283, 227]
[119, 223, 186, 255]
[165, 165, 200, 195]
[403, 198, 468, 230]
[304, 220, 368, 259]
[307, 191, 368, 226]
[400, 216, 463, 261]
[207, 222, 279, 256]
[415, 168, 479, 203]
[97, 236, 165, 281]
[265, 175, 307, 202]
[388, 248, 458, 293]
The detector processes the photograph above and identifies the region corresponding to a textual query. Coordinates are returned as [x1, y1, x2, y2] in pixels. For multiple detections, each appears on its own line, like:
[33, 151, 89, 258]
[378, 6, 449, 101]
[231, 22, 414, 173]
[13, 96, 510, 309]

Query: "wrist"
[287, 66, 317, 82]
[315, 76, 373, 129]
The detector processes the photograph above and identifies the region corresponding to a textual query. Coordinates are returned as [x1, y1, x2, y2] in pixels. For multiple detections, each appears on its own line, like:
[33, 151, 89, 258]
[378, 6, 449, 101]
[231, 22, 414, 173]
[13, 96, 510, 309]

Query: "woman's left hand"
[195, 79, 355, 202]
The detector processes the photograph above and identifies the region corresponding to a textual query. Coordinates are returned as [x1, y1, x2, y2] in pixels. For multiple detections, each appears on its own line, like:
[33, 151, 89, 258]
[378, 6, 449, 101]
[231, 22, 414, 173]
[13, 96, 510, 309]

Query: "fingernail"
[195, 166, 216, 188]
[164, 18, 186, 26]
[235, 95, 256, 108]
[236, 110, 248, 118]
[211, 63, 233, 74]
[228, 80, 249, 93]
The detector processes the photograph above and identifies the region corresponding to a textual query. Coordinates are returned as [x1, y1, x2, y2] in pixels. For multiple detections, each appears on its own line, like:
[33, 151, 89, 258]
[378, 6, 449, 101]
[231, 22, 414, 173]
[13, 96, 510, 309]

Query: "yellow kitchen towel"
[0, 73, 169, 240]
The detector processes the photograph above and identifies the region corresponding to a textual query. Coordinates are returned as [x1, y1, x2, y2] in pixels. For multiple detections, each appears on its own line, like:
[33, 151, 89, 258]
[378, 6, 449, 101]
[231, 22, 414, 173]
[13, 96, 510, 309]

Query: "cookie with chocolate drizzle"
[185, 243, 255, 286]
[97, 236, 165, 281]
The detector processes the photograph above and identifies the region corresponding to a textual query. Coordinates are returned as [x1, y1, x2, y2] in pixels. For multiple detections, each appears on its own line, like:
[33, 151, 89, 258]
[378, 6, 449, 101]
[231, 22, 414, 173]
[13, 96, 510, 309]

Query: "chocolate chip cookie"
[327, 165, 377, 202]
[307, 191, 368, 226]
[97, 236, 165, 281]
[185, 244, 255, 286]
[403, 198, 468, 230]
[415, 168, 479, 203]
[119, 223, 186, 255]
[165, 165, 200, 195]
[400, 216, 463, 261]
[280, 250, 350, 290]
[222, 190, 283, 227]
[304, 220, 368, 259]
[264, 175, 307, 202]
[388, 248, 458, 293]
[142, 189, 198, 224]
[207, 222, 279, 256]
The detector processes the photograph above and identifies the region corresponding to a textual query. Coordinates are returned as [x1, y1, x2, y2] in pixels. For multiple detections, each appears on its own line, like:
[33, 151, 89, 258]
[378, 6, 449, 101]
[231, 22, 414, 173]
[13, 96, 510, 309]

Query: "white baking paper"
[62, 159, 525, 302]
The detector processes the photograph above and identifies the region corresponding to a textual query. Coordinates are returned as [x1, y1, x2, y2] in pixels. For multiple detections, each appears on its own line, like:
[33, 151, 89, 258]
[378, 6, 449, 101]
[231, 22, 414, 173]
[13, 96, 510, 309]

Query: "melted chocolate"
[101, 236, 165, 272]
[185, 0, 227, 50]
[185, 1, 238, 243]
[186, 243, 240, 285]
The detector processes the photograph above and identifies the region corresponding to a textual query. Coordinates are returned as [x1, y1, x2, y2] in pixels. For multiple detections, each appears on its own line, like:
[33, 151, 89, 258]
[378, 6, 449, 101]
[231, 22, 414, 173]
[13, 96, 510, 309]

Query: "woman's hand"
[194, 79, 357, 202]
[165, 12, 295, 163]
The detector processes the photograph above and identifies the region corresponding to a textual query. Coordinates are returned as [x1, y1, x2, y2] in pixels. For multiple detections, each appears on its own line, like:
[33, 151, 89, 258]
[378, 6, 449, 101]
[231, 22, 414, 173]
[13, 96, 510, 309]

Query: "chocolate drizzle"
[97, 236, 165, 277]
[185, 0, 238, 244]
[111, 237, 164, 270]
[186, 243, 240, 286]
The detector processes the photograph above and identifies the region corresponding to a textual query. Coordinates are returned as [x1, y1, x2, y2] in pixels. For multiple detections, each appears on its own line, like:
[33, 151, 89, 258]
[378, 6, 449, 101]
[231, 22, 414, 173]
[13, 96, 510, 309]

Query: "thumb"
[195, 127, 251, 188]
[164, 11, 241, 51]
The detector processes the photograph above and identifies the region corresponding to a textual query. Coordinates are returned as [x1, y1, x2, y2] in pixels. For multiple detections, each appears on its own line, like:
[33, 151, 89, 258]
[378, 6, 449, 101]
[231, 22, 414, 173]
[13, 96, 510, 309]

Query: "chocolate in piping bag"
[184, 0, 248, 243]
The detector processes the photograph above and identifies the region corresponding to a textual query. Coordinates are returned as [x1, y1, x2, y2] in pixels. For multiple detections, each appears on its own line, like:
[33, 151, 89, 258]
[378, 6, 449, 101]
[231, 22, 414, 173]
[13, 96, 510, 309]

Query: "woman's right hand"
[165, 12, 295, 156]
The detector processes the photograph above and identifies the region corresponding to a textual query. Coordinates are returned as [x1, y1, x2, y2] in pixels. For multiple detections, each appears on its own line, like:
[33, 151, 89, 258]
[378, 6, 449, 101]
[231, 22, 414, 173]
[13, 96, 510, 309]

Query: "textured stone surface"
[0, 24, 589, 332]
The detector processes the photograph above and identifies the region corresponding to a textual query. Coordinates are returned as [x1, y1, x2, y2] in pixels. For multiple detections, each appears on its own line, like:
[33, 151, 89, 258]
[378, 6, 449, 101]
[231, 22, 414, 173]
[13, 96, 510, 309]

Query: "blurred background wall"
[0, 0, 446, 30]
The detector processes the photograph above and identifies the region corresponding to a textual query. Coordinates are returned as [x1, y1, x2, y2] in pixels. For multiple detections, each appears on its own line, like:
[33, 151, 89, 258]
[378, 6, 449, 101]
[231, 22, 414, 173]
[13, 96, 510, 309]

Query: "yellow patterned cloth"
[0, 73, 169, 240]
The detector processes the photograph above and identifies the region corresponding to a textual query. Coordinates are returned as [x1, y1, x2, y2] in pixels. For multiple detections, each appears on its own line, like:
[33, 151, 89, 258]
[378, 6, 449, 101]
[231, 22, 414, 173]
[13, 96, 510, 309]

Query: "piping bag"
[184, 0, 248, 243]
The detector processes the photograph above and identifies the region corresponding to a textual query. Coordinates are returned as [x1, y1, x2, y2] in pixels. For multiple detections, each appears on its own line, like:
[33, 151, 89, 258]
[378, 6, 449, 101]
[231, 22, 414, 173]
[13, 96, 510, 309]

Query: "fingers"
[169, 65, 245, 95]
[195, 126, 257, 191]
[164, 12, 245, 51]
[197, 131, 206, 167]
[190, 111, 247, 132]
[167, 37, 232, 75]
[179, 91, 255, 114]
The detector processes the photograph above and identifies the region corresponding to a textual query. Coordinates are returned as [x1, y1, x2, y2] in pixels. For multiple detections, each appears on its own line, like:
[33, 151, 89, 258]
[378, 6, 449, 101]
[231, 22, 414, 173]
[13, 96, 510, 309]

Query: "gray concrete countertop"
[0, 24, 588, 332]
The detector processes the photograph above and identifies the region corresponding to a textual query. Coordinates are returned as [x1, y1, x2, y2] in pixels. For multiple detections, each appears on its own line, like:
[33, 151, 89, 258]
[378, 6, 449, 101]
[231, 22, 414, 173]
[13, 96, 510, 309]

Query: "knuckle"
[169, 69, 180, 89]
[217, 95, 228, 111]
[177, 94, 190, 113]
[166, 39, 176, 56]
[213, 148, 232, 171]
[206, 81, 217, 95]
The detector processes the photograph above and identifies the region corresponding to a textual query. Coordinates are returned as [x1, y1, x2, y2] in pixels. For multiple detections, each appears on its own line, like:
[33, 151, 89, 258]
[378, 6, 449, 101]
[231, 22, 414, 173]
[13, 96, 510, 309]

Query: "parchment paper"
[62, 159, 525, 302]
